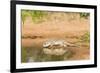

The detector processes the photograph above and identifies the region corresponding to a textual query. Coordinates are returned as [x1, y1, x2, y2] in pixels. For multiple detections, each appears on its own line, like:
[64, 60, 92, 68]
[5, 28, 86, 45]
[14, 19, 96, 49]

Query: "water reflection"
[22, 40, 75, 62]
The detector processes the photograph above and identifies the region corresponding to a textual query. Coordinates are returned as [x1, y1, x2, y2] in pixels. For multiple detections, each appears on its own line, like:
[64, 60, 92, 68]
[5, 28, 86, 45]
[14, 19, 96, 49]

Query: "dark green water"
[21, 46, 73, 63]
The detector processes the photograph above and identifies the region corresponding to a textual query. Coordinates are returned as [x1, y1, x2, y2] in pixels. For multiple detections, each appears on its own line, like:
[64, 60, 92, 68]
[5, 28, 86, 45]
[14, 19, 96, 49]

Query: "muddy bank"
[21, 12, 90, 62]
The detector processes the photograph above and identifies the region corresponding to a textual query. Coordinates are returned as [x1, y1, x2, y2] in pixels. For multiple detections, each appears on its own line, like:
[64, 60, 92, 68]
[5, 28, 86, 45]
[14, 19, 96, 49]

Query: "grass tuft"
[80, 32, 90, 42]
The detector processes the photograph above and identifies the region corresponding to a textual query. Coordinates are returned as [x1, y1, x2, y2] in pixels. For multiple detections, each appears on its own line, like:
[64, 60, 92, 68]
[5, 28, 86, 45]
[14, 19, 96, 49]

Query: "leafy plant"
[21, 10, 31, 25]
[80, 32, 90, 42]
[31, 11, 48, 23]
[21, 10, 47, 24]
[80, 13, 90, 19]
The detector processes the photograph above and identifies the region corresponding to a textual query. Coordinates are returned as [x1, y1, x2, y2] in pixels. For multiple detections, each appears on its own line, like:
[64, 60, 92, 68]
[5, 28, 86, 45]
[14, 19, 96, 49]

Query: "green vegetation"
[80, 32, 90, 42]
[21, 10, 31, 24]
[21, 48, 27, 62]
[31, 11, 47, 23]
[21, 10, 48, 24]
[80, 13, 90, 19]
[21, 10, 90, 25]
